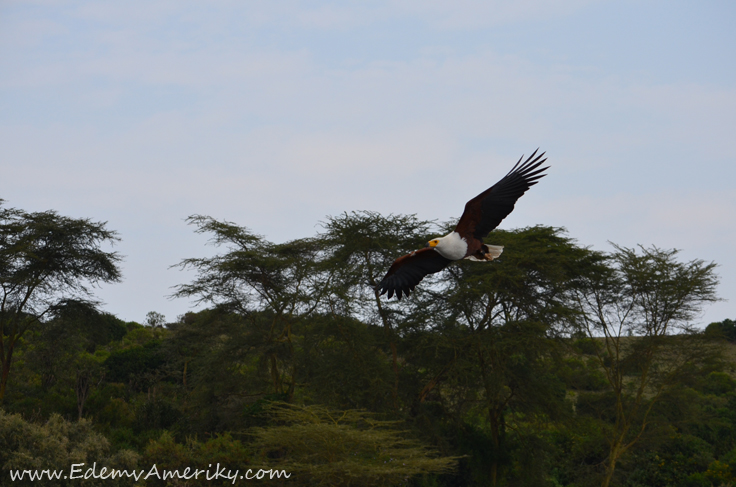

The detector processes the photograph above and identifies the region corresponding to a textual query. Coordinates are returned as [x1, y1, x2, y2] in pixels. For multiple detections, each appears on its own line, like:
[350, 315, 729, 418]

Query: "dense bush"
[0, 410, 139, 487]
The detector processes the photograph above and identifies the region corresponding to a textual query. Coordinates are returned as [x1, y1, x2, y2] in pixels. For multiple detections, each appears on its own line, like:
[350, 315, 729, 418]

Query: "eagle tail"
[465, 244, 504, 262]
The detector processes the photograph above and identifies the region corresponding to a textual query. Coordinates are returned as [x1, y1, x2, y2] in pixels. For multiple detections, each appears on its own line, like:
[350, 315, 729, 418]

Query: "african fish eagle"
[376, 150, 549, 300]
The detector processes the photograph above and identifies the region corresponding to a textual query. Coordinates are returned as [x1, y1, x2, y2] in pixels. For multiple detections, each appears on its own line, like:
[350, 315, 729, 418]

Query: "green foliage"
[572, 244, 721, 486]
[407, 226, 595, 484]
[52, 300, 127, 349]
[164, 309, 295, 433]
[105, 341, 167, 391]
[7, 301, 126, 420]
[145, 311, 166, 329]
[171, 214, 325, 316]
[249, 402, 459, 486]
[573, 337, 600, 355]
[0, 201, 121, 400]
[317, 211, 435, 308]
[0, 409, 139, 486]
[141, 431, 251, 486]
[87, 384, 135, 429]
[706, 319, 736, 343]
[134, 397, 181, 433]
[3, 208, 736, 487]
[294, 313, 395, 411]
[703, 371, 736, 396]
[557, 357, 608, 391]
[625, 434, 715, 486]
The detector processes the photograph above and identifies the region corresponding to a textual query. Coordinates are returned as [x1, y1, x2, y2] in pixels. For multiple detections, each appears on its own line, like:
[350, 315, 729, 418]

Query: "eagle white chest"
[434, 232, 468, 261]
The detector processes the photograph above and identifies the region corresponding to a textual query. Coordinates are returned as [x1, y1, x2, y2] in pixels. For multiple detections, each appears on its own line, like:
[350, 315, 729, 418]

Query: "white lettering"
[7, 464, 290, 483]
[9, 470, 24, 481]
[145, 464, 161, 480]
[271, 469, 291, 479]
[70, 463, 84, 479]
[84, 461, 97, 479]
[206, 463, 219, 480]
[110, 468, 145, 481]
[47, 468, 64, 480]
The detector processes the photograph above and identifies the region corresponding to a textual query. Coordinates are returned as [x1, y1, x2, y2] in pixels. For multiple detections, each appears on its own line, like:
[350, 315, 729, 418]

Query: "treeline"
[1, 203, 736, 486]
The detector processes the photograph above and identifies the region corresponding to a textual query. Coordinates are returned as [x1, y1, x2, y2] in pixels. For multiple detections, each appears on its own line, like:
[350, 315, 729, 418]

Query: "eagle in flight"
[377, 150, 548, 300]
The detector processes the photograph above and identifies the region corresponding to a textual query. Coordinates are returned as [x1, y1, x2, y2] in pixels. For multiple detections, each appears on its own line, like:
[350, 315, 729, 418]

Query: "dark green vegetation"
[2, 203, 735, 486]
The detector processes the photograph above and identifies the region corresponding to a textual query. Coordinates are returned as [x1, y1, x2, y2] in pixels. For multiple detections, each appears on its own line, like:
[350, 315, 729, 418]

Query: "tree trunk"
[489, 410, 503, 487]
[77, 373, 90, 420]
[0, 347, 14, 402]
[375, 289, 399, 411]
[270, 353, 281, 391]
[0, 365, 9, 401]
[601, 442, 622, 487]
[388, 340, 399, 410]
[477, 341, 503, 487]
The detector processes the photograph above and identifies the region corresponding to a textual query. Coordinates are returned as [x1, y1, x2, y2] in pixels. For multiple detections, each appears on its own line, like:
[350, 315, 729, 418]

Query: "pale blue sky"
[2, 1, 735, 325]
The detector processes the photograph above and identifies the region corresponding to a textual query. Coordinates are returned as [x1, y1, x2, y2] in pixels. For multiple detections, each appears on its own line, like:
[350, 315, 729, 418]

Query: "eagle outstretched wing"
[455, 150, 548, 241]
[377, 149, 549, 300]
[376, 247, 453, 300]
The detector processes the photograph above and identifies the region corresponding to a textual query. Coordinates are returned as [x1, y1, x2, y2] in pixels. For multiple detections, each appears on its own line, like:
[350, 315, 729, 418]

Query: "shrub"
[0, 409, 139, 486]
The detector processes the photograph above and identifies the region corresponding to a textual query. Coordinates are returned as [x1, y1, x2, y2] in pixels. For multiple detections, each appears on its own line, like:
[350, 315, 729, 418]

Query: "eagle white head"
[428, 232, 467, 260]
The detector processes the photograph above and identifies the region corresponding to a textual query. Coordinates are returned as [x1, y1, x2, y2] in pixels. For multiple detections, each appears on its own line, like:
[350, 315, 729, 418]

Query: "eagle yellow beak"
[428, 240, 438, 248]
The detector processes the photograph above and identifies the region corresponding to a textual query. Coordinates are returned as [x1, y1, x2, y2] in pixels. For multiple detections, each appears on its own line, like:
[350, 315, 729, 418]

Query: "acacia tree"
[0, 202, 121, 401]
[317, 211, 437, 409]
[572, 244, 719, 487]
[171, 215, 329, 398]
[249, 402, 459, 486]
[424, 226, 601, 485]
[172, 212, 440, 412]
